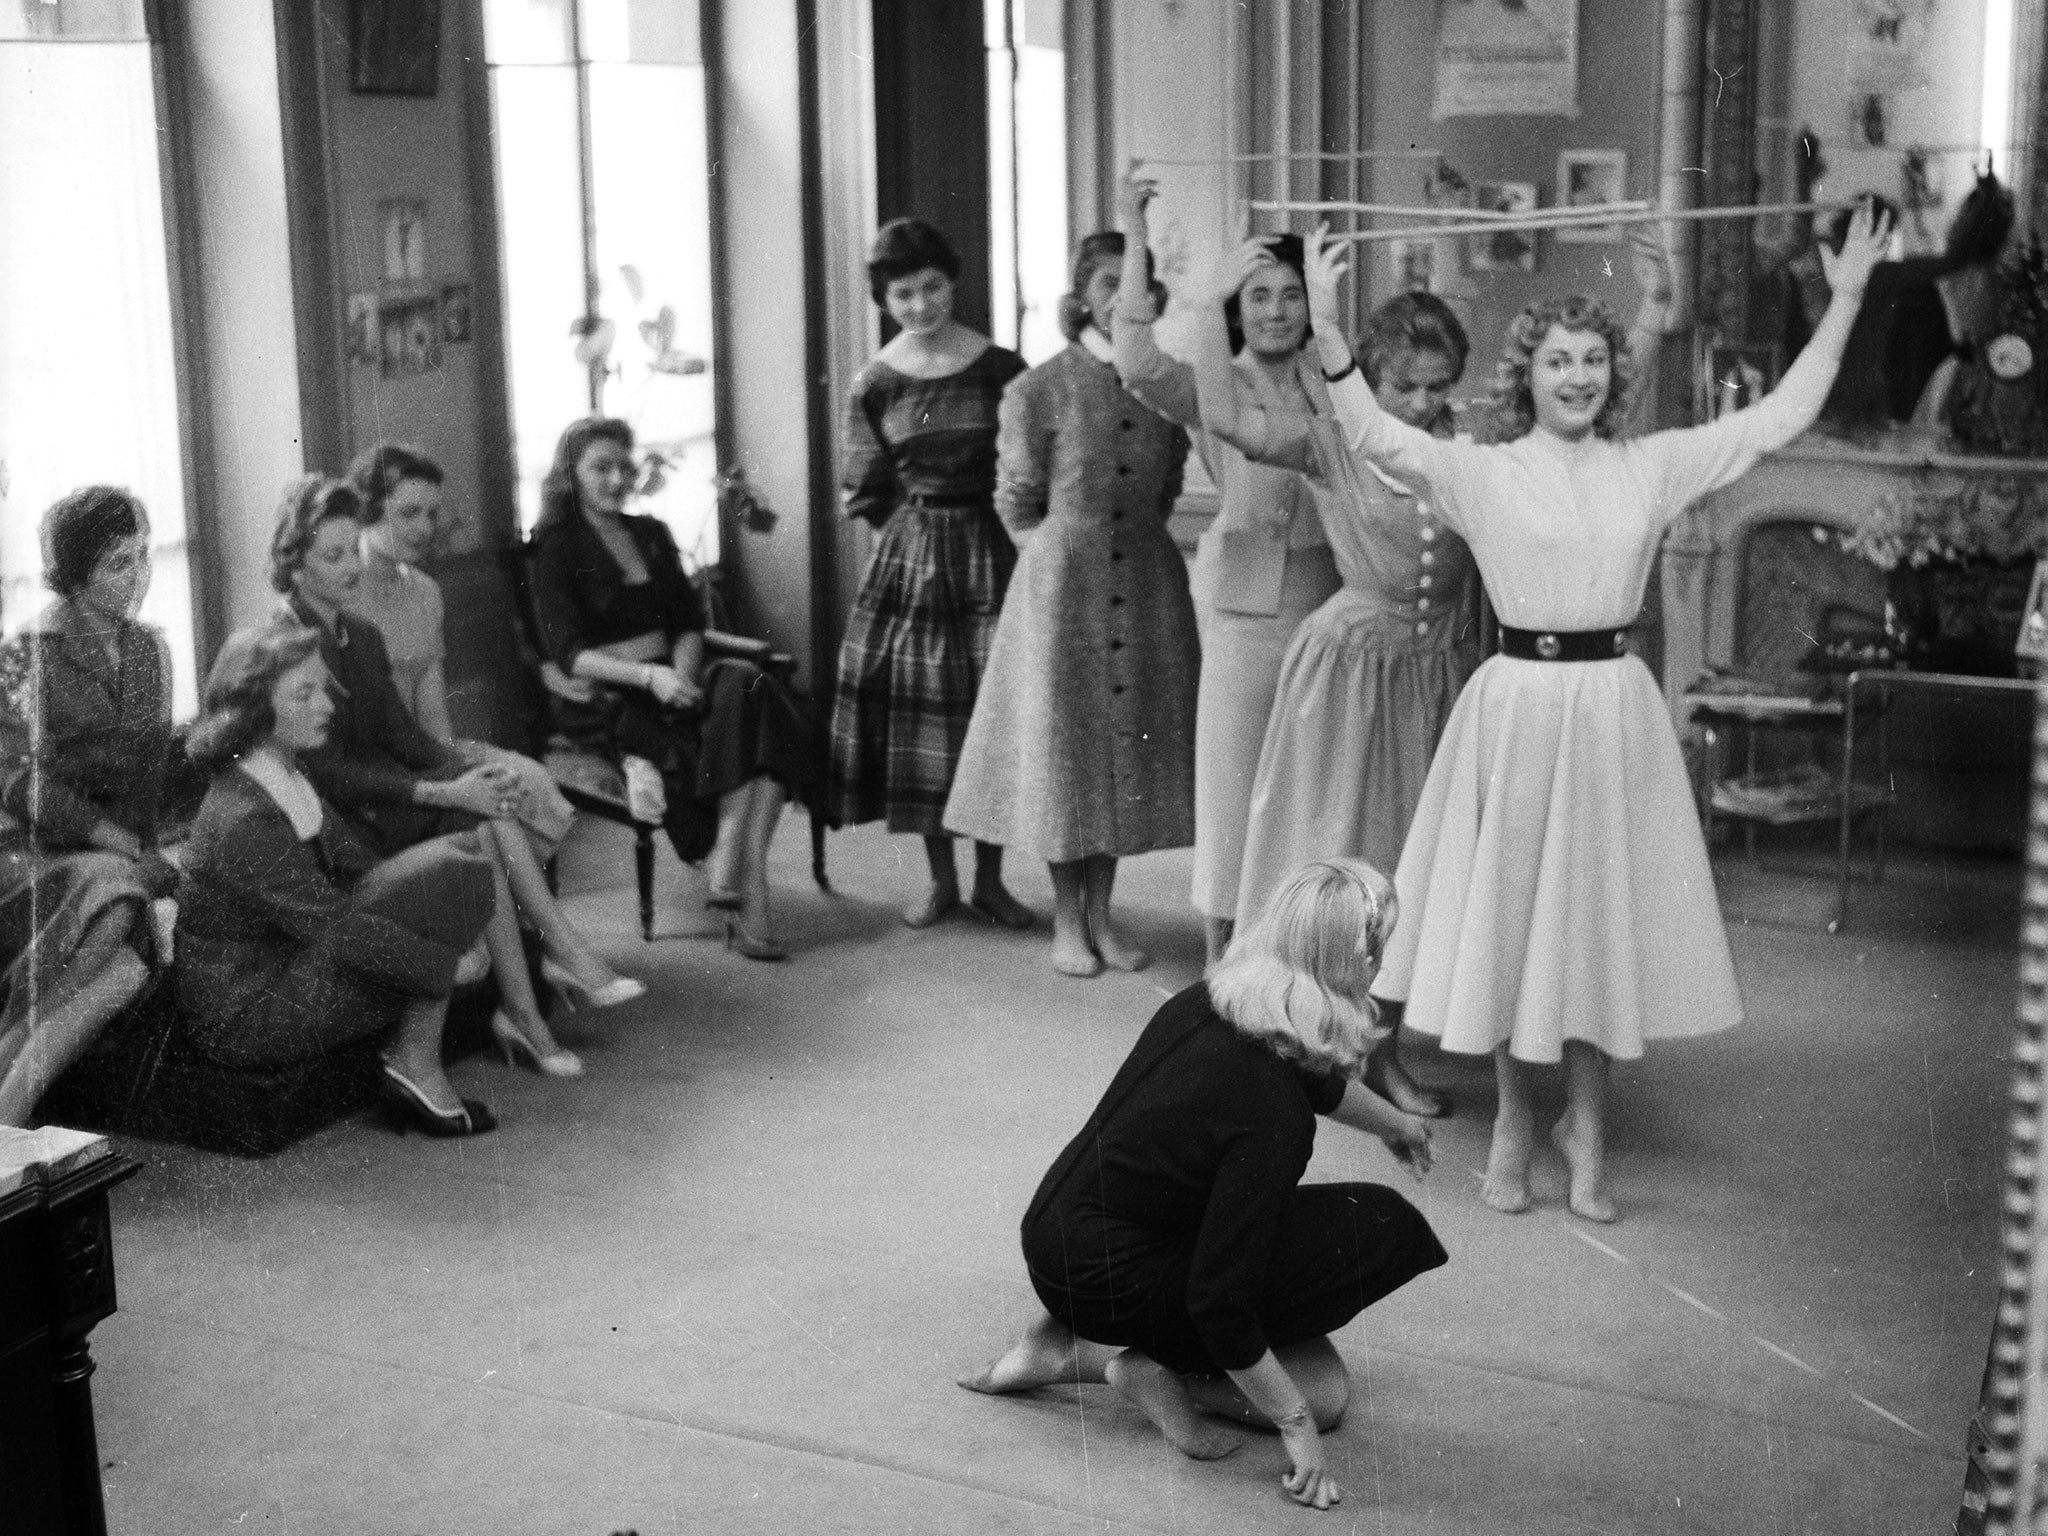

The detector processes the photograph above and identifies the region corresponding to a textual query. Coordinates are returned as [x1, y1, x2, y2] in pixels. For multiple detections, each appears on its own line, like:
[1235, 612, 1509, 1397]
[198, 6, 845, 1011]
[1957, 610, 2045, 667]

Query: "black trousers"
[1026, 1183, 1447, 1377]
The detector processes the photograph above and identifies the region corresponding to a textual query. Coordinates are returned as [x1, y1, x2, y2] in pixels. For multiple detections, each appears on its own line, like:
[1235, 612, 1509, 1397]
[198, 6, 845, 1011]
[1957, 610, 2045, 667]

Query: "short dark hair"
[1358, 291, 1470, 389]
[344, 442, 443, 526]
[867, 218, 961, 305]
[185, 616, 325, 773]
[42, 486, 146, 598]
[269, 476, 365, 594]
[536, 416, 636, 531]
[1224, 234, 1312, 355]
[1947, 170, 2016, 267]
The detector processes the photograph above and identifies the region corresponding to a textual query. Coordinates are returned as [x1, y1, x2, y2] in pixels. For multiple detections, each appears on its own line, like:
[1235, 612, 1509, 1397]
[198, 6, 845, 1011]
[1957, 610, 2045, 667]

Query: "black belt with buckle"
[1499, 625, 1630, 662]
[901, 489, 987, 510]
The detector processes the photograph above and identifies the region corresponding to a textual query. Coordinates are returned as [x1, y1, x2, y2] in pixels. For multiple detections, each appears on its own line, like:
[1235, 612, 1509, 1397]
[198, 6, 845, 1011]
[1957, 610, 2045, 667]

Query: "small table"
[0, 1134, 141, 1536]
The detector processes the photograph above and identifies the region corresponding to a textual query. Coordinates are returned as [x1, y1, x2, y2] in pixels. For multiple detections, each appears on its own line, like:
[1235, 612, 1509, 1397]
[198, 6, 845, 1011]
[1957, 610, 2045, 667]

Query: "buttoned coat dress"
[943, 344, 1197, 863]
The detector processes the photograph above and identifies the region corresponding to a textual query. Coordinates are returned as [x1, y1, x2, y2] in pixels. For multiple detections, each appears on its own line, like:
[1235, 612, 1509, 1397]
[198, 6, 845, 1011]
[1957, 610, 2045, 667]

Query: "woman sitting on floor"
[961, 858, 1444, 1511]
[273, 475, 615, 1078]
[342, 440, 638, 1009]
[526, 417, 817, 961]
[0, 487, 176, 1122]
[175, 616, 499, 1136]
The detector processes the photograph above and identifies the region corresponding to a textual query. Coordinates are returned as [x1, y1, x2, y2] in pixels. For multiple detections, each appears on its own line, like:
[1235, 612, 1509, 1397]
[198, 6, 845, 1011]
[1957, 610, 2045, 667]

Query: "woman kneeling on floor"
[176, 617, 500, 1137]
[961, 858, 1444, 1510]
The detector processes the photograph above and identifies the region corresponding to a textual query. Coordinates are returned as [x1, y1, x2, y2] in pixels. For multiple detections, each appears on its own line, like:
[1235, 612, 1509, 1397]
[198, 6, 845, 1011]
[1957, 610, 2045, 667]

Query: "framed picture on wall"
[1467, 181, 1538, 273]
[1388, 238, 1440, 295]
[439, 283, 474, 344]
[349, 0, 442, 97]
[1698, 342, 1780, 420]
[378, 199, 427, 284]
[379, 295, 442, 379]
[1556, 149, 1629, 242]
[345, 294, 380, 366]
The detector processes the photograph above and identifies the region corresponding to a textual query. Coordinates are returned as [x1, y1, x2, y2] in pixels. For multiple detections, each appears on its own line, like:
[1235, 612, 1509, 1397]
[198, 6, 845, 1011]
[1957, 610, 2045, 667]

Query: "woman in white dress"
[1238, 207, 1892, 1222]
[1111, 173, 1341, 964]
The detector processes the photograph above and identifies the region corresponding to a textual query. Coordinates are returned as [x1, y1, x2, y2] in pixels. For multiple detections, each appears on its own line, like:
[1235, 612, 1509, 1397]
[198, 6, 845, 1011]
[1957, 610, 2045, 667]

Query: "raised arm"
[1188, 241, 1321, 474]
[1618, 222, 1680, 437]
[1110, 168, 1200, 428]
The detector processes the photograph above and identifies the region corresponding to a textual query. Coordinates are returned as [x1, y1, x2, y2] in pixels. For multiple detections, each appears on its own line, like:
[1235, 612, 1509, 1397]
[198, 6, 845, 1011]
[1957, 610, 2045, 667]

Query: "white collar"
[239, 744, 324, 840]
[1078, 326, 1117, 366]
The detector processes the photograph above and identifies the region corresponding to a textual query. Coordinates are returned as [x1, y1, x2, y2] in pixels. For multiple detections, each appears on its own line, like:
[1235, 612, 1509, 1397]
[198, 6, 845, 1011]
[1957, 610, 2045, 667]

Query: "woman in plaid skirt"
[828, 219, 1035, 931]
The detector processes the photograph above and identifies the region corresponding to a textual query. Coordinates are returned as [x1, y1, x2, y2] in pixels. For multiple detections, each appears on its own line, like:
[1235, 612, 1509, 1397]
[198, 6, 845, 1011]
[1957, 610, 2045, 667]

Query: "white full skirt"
[1374, 653, 1742, 1063]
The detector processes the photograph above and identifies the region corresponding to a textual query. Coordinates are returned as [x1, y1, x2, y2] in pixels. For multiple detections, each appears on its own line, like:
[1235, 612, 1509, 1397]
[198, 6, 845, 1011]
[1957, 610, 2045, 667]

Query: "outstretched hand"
[1302, 222, 1349, 329]
[1819, 198, 1894, 301]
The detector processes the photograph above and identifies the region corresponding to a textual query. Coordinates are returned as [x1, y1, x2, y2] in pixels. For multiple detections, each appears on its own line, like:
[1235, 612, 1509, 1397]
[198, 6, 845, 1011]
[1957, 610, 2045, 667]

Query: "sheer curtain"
[0, 2, 198, 716]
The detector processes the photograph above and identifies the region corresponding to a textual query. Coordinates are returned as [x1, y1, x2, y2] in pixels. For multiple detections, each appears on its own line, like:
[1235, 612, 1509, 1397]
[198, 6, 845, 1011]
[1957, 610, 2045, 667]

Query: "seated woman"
[527, 417, 817, 961]
[175, 617, 498, 1135]
[271, 475, 600, 1078]
[961, 858, 1445, 1511]
[0, 486, 175, 1122]
[342, 441, 638, 1007]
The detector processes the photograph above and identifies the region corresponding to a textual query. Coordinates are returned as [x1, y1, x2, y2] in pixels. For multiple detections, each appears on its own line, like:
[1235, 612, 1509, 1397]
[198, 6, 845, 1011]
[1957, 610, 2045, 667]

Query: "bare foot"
[1052, 934, 1104, 977]
[958, 1315, 1079, 1394]
[969, 883, 1036, 930]
[1091, 923, 1152, 973]
[903, 881, 960, 930]
[1369, 1056, 1452, 1119]
[1551, 1115, 1618, 1223]
[1481, 1100, 1534, 1215]
[1105, 1352, 1243, 1460]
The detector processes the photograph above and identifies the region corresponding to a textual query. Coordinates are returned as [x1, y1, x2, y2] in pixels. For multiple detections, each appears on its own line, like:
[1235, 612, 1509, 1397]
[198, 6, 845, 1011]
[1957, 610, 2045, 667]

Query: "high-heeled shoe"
[491, 1010, 587, 1078]
[723, 919, 787, 962]
[379, 1062, 497, 1137]
[539, 956, 646, 1011]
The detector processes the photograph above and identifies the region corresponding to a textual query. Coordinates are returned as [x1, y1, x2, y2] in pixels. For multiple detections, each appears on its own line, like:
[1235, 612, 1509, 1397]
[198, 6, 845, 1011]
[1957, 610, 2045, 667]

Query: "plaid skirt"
[828, 501, 1015, 834]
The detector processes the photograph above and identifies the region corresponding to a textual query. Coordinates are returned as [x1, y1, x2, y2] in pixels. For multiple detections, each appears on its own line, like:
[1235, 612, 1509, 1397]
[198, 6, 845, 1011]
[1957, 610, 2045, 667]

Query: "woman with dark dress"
[272, 476, 589, 1075]
[961, 858, 1444, 1510]
[0, 487, 172, 1120]
[828, 218, 1035, 932]
[527, 417, 816, 960]
[175, 617, 499, 1136]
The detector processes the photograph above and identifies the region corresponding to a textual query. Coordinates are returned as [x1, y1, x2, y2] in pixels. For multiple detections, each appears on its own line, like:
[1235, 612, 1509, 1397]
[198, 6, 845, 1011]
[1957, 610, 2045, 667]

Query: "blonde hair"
[1206, 858, 1398, 1077]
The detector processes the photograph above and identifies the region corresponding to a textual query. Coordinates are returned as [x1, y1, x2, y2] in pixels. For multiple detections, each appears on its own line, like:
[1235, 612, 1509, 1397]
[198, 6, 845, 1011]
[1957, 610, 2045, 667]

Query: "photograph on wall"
[1466, 181, 1539, 273]
[1556, 149, 1628, 242]
[378, 294, 442, 379]
[348, 0, 442, 96]
[1699, 342, 1779, 420]
[1433, 0, 1579, 119]
[439, 282, 474, 344]
[379, 199, 427, 284]
[1389, 238, 1440, 294]
[345, 293, 380, 366]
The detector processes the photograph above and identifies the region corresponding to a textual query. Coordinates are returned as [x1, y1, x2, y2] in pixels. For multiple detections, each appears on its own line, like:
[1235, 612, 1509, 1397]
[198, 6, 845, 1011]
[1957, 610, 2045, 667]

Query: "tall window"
[0, 0, 199, 716]
[483, 0, 720, 569]
[986, 0, 1069, 363]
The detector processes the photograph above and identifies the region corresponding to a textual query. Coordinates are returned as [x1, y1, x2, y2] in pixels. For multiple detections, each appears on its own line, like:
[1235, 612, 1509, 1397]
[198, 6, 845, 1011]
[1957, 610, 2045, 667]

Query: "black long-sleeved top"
[526, 508, 706, 673]
[1021, 983, 1348, 1372]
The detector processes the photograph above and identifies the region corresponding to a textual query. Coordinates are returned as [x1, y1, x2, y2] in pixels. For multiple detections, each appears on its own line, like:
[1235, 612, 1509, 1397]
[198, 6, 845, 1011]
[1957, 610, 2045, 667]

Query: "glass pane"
[482, 0, 573, 64]
[489, 64, 592, 528]
[582, 0, 699, 65]
[0, 37, 198, 716]
[0, 0, 146, 42]
[588, 60, 719, 569]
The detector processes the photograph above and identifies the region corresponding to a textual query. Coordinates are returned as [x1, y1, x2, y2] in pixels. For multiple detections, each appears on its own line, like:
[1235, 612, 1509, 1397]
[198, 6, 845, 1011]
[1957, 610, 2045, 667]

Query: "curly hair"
[185, 615, 325, 773]
[1357, 291, 1470, 390]
[1488, 293, 1635, 441]
[344, 442, 443, 526]
[268, 476, 365, 594]
[1205, 857, 1399, 1078]
[536, 416, 635, 531]
[867, 218, 961, 305]
[41, 485, 147, 598]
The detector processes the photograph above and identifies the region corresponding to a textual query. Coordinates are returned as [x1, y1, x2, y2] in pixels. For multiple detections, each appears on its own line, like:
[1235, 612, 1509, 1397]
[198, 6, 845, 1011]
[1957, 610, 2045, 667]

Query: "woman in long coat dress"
[944, 232, 1197, 977]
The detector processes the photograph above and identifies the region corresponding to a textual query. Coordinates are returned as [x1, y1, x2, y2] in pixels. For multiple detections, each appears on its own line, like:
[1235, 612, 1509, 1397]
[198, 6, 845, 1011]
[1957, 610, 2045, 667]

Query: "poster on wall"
[1432, 0, 1579, 120]
[1467, 181, 1539, 272]
[379, 295, 442, 379]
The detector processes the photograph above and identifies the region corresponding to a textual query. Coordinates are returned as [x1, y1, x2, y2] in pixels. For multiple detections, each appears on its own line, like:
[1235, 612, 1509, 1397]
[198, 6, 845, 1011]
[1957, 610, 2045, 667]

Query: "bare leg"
[704, 793, 748, 905]
[969, 842, 1034, 928]
[1049, 860, 1100, 977]
[1364, 1000, 1451, 1119]
[484, 820, 627, 990]
[1202, 916, 1233, 966]
[735, 776, 786, 946]
[0, 915, 150, 1125]
[958, 1312, 1119, 1392]
[1482, 1046, 1536, 1214]
[1553, 1041, 1618, 1223]
[381, 995, 464, 1115]
[1084, 855, 1150, 972]
[1103, 1351, 1244, 1460]
[479, 839, 569, 1061]
[1185, 1337, 1352, 1431]
[904, 835, 961, 928]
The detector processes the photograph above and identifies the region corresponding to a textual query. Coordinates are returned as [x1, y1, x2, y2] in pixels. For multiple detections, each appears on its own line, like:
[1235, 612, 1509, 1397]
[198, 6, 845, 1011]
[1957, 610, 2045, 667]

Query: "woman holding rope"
[1208, 202, 1890, 1222]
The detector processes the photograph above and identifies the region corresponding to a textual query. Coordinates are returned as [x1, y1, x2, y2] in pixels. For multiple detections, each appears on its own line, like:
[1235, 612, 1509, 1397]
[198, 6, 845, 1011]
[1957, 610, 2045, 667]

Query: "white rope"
[1250, 198, 1654, 223]
[1137, 149, 1443, 167]
[1327, 199, 1840, 245]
